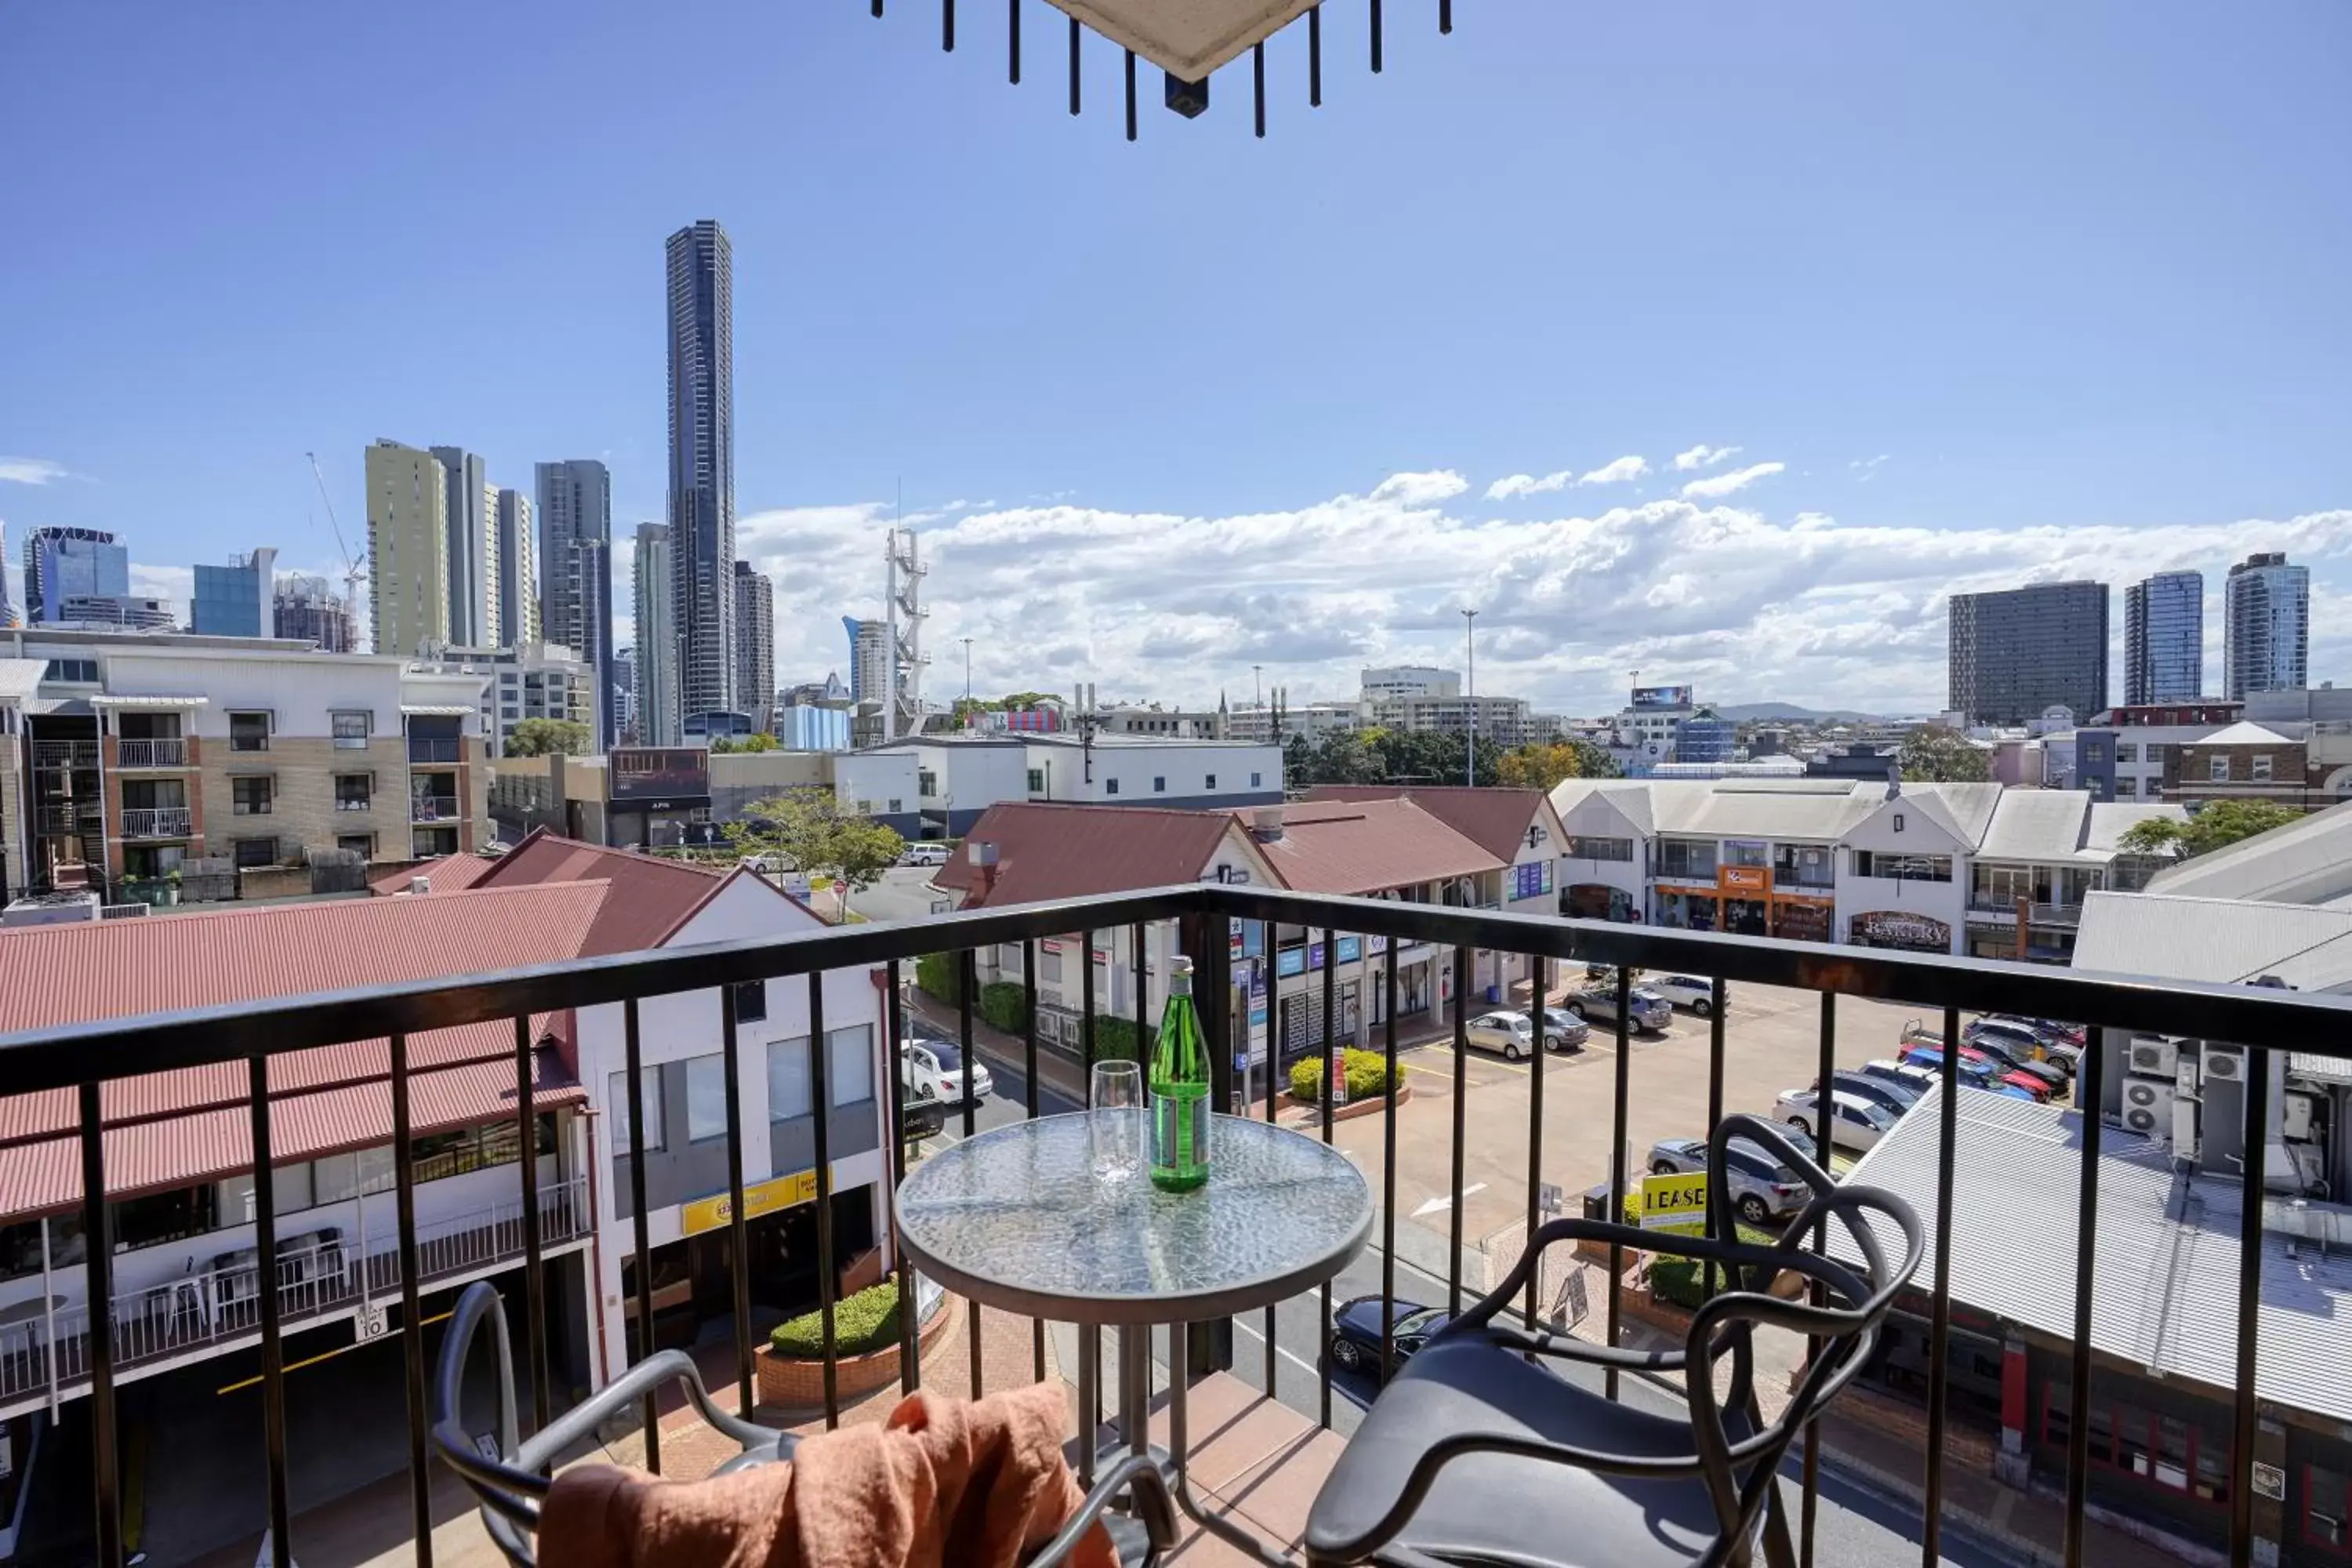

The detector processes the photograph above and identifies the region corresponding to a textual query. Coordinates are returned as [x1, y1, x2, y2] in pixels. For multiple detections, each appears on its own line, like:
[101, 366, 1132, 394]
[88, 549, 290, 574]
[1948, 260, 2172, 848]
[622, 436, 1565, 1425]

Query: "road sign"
[2252, 1461, 2286, 1501]
[1639, 1171, 1708, 1236]
[1550, 1267, 1590, 1330]
[354, 1303, 389, 1343]
[1538, 1181, 1564, 1215]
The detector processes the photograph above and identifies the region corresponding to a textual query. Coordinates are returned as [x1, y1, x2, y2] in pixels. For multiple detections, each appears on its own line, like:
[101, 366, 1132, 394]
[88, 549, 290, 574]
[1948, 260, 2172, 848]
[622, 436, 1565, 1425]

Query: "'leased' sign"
[1639, 1171, 1708, 1236]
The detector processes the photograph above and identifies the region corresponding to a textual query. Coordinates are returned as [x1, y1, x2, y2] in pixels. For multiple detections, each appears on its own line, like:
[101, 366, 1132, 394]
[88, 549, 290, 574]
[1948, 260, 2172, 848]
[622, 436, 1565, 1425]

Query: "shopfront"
[1770, 898, 1834, 943]
[1849, 910, 1955, 953]
[1655, 887, 1719, 931]
[1565, 882, 1639, 922]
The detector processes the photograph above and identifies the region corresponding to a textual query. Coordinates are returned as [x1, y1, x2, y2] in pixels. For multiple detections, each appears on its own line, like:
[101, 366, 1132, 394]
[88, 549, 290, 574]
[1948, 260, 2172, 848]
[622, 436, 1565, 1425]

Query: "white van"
[901, 1035, 993, 1106]
[901, 842, 951, 868]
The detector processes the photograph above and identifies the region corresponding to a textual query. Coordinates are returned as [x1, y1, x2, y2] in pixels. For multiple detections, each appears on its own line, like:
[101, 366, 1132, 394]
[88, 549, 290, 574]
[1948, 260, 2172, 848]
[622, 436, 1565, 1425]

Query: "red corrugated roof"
[935, 803, 1255, 908]
[1302, 785, 1549, 864]
[368, 852, 500, 895]
[1235, 799, 1504, 895]
[470, 828, 726, 953]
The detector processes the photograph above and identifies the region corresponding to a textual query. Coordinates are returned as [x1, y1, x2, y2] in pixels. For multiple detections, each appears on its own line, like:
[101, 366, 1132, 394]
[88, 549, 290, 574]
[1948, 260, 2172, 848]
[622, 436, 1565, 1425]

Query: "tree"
[2118, 799, 2302, 861]
[1896, 725, 1989, 783]
[1000, 691, 1057, 710]
[709, 732, 779, 753]
[503, 717, 592, 757]
[1566, 739, 1622, 780]
[1497, 740, 1584, 792]
[724, 789, 905, 917]
[1282, 733, 1312, 789]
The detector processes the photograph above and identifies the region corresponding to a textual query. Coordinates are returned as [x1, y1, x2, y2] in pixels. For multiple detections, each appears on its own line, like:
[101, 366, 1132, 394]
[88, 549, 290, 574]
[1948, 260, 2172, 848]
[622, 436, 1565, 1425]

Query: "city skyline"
[2, 4, 2347, 716]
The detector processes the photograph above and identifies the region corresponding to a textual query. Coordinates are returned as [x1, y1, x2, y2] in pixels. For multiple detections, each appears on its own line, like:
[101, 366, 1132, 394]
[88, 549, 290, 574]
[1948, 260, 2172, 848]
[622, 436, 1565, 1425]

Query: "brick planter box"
[1279, 1083, 1412, 1123]
[756, 1289, 955, 1410]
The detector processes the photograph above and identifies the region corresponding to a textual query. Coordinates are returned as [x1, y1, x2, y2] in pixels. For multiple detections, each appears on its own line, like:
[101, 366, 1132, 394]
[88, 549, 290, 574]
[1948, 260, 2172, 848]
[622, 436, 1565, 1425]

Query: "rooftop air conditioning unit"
[2128, 1037, 2178, 1080]
[2203, 1045, 2247, 1083]
[2122, 1079, 2176, 1138]
[2285, 1092, 2318, 1143]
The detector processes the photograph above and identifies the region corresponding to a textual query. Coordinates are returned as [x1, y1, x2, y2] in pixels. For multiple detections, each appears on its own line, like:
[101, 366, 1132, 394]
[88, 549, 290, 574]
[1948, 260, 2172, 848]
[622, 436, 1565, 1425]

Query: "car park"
[1968, 1018, 2078, 1075]
[1773, 1088, 1899, 1152]
[1646, 975, 1725, 1016]
[1464, 1011, 1541, 1061]
[1533, 1007, 1592, 1051]
[1564, 983, 1675, 1035]
[1952, 1029, 2067, 1092]
[1818, 1070, 1920, 1120]
[1329, 1296, 1450, 1380]
[1646, 1135, 1811, 1225]
[1900, 1045, 2049, 1102]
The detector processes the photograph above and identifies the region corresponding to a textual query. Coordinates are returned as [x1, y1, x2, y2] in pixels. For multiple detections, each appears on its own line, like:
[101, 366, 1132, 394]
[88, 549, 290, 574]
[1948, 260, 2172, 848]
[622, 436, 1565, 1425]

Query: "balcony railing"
[35, 804, 98, 837]
[408, 738, 464, 764]
[31, 740, 98, 770]
[1966, 898, 2085, 927]
[0, 1178, 586, 1409]
[120, 806, 193, 838]
[410, 794, 460, 822]
[115, 737, 189, 768]
[0, 884, 2342, 1568]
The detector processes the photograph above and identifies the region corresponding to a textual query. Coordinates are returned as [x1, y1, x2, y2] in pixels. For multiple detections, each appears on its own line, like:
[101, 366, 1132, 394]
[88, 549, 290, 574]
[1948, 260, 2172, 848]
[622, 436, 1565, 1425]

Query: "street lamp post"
[960, 636, 975, 725]
[1462, 608, 1479, 787]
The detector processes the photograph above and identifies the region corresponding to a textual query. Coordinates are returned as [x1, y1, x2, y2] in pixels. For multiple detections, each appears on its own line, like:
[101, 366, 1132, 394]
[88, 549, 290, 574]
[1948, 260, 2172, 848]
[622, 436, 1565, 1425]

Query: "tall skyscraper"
[0, 522, 16, 629]
[191, 547, 278, 637]
[274, 574, 358, 652]
[22, 526, 129, 624]
[843, 615, 887, 706]
[495, 488, 539, 647]
[2225, 552, 2310, 699]
[429, 445, 498, 646]
[733, 560, 775, 735]
[2124, 570, 2204, 706]
[536, 459, 617, 747]
[612, 647, 639, 741]
[1947, 580, 2109, 726]
[666, 220, 736, 722]
[365, 439, 449, 656]
[633, 522, 680, 745]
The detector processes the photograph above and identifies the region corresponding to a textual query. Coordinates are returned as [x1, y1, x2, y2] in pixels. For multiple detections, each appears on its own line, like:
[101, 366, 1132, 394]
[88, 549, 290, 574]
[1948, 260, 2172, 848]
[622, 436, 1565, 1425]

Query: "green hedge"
[978, 981, 1026, 1035]
[914, 952, 960, 1007]
[770, 1279, 902, 1359]
[1647, 1225, 1787, 1310]
[1083, 1014, 1156, 1062]
[1288, 1047, 1401, 1103]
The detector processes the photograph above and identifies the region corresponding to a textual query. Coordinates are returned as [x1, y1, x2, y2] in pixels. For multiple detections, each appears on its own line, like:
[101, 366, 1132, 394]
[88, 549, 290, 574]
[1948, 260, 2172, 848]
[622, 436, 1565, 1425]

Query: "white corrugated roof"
[1836, 1091, 2352, 1425]
[1976, 790, 2091, 862]
[2071, 890, 2352, 993]
[0, 660, 44, 703]
[2198, 720, 2296, 746]
[1547, 777, 2017, 851]
[2144, 799, 2352, 906]
[88, 694, 209, 709]
[2082, 802, 2189, 855]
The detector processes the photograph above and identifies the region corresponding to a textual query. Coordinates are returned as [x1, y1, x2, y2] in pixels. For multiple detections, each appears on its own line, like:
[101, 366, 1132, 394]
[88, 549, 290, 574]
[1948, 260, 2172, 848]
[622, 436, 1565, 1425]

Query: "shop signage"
[1335, 935, 1361, 964]
[1639, 1172, 1708, 1236]
[1277, 946, 1307, 978]
[1719, 866, 1769, 893]
[2252, 1461, 2285, 1501]
[682, 1167, 820, 1237]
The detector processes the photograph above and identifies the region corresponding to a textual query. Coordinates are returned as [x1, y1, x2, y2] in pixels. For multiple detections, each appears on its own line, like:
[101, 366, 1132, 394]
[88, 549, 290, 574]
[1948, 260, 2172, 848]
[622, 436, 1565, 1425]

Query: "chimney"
[967, 840, 1000, 901]
[1885, 763, 1902, 800]
[409, 876, 432, 895]
[1250, 806, 1286, 842]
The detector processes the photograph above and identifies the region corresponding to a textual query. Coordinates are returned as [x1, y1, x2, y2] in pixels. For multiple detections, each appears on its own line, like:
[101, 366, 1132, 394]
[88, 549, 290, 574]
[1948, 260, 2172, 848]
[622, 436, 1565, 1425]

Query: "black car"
[1329, 1295, 1450, 1378]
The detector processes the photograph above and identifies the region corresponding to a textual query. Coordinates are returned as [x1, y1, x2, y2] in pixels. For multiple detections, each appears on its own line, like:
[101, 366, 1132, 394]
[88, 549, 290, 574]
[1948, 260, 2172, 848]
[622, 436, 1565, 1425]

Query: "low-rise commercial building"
[869, 733, 1283, 837]
[488, 746, 921, 847]
[411, 642, 594, 756]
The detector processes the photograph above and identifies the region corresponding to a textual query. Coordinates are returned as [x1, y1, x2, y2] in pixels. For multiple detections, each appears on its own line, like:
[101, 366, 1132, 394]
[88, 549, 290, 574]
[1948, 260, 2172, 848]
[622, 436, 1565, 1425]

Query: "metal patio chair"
[1302, 1115, 1923, 1568]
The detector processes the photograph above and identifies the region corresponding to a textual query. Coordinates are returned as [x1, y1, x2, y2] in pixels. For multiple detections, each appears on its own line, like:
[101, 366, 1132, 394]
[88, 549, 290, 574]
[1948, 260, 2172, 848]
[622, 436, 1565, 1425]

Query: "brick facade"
[194, 735, 423, 865]
[2165, 739, 2328, 810]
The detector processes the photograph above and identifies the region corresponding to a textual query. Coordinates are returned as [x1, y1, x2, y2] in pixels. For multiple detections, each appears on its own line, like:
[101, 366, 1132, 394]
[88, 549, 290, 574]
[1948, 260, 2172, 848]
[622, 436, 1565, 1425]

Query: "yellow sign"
[1639, 1171, 1708, 1236]
[682, 1167, 819, 1237]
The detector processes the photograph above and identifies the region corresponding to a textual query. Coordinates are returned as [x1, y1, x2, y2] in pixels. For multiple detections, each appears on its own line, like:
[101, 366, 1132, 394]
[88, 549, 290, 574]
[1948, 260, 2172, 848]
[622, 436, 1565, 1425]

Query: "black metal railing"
[0, 882, 2343, 1567]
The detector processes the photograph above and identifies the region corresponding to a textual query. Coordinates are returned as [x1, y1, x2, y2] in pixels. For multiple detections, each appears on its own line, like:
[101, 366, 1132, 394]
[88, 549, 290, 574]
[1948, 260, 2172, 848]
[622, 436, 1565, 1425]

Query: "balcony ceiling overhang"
[1048, 0, 1316, 78]
[89, 694, 208, 708]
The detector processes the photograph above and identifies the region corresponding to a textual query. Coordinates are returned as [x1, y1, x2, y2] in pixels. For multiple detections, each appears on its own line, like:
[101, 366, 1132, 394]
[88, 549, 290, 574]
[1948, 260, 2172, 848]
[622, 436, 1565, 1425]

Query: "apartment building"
[487, 746, 920, 846]
[2165, 722, 2339, 811]
[412, 642, 594, 756]
[2073, 702, 2244, 803]
[1948, 581, 2110, 726]
[1368, 691, 1541, 747]
[0, 629, 489, 898]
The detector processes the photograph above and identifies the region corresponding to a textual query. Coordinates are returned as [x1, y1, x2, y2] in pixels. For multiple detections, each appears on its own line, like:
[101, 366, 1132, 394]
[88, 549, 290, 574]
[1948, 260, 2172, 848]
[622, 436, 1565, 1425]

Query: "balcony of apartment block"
[34, 801, 102, 839]
[118, 806, 194, 840]
[114, 736, 194, 770]
[409, 789, 462, 824]
[406, 736, 466, 764]
[1965, 896, 2087, 928]
[30, 740, 99, 772]
[2, 882, 2335, 1568]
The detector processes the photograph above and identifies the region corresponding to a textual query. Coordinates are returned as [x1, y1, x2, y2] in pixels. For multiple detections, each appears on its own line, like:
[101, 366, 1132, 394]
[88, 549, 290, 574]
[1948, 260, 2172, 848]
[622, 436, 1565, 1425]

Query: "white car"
[1647, 974, 1724, 1016]
[1463, 1011, 1540, 1061]
[1773, 1088, 1898, 1152]
[899, 842, 951, 867]
[901, 1035, 993, 1105]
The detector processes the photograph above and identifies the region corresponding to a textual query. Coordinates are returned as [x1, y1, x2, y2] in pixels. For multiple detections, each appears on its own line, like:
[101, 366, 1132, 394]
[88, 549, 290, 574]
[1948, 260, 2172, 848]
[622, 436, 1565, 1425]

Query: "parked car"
[1646, 975, 1725, 1016]
[1900, 1044, 2049, 1102]
[1988, 1014, 2088, 1054]
[1774, 1088, 1899, 1152]
[1464, 1011, 1541, 1061]
[1564, 983, 1674, 1035]
[1818, 1070, 1920, 1120]
[1646, 1136, 1810, 1225]
[901, 1034, 993, 1105]
[1329, 1296, 1450, 1380]
[1523, 1007, 1591, 1051]
[1968, 1018, 2077, 1076]
[898, 842, 951, 867]
[1951, 1029, 2067, 1092]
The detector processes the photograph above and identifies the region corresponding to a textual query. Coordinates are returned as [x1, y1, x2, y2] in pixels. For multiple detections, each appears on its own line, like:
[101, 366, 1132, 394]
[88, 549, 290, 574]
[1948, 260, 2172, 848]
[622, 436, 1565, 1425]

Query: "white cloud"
[1850, 455, 1890, 471]
[0, 456, 69, 485]
[1486, 470, 1573, 500]
[1673, 445, 1740, 472]
[1369, 470, 1469, 506]
[1680, 461, 1785, 499]
[717, 466, 2352, 718]
[1578, 455, 1650, 486]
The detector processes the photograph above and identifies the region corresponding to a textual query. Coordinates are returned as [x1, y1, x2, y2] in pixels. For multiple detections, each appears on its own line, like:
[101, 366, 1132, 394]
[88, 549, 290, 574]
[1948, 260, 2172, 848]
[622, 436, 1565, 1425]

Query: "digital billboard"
[1629, 684, 1693, 710]
[610, 746, 711, 808]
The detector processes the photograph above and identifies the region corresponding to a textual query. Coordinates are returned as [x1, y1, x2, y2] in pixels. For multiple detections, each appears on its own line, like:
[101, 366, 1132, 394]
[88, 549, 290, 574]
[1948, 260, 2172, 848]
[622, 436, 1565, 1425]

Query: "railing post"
[249, 1053, 292, 1568]
[1193, 913, 1234, 1378]
[809, 971, 839, 1428]
[513, 1014, 548, 1435]
[79, 1083, 122, 1568]
[622, 1000, 659, 1474]
[719, 983, 754, 1418]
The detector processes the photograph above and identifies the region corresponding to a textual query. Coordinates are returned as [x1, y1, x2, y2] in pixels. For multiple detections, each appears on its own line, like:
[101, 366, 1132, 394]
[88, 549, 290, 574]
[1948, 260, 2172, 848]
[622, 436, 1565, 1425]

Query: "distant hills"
[1713, 702, 1889, 724]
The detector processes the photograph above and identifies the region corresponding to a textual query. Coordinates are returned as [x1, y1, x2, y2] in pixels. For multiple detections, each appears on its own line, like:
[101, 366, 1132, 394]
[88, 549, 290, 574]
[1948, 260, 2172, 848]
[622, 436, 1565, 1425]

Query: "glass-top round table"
[894, 1110, 1372, 1326]
[894, 1110, 1371, 1568]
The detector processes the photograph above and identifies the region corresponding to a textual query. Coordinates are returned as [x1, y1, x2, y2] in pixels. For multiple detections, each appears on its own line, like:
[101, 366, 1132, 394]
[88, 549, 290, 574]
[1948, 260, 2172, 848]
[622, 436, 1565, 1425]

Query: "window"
[232, 775, 273, 815]
[767, 1037, 811, 1121]
[732, 979, 767, 1023]
[42, 658, 98, 684]
[2115, 742, 2138, 763]
[887, 797, 903, 813]
[1853, 850, 1953, 882]
[1564, 835, 1635, 862]
[229, 711, 270, 752]
[1512, 861, 1553, 900]
[1041, 943, 1064, 982]
[1205, 773, 1217, 789]
[1723, 840, 1769, 868]
[1250, 772, 1262, 788]
[2305, 1465, 2349, 1552]
[1027, 768, 1045, 793]
[113, 1185, 220, 1251]
[2210, 754, 2231, 782]
[684, 1055, 729, 1143]
[607, 1068, 664, 1150]
[1153, 776, 1167, 793]
[336, 833, 373, 858]
[2252, 755, 2274, 781]
[918, 769, 938, 796]
[335, 774, 371, 811]
[2081, 741, 2106, 764]
[829, 1025, 876, 1106]
[1657, 839, 1717, 879]
[0, 1210, 88, 1283]
[2044, 1383, 2228, 1508]
[2147, 744, 2168, 768]
[1105, 778, 1120, 796]
[217, 1163, 314, 1225]
[233, 836, 277, 869]
[330, 710, 370, 749]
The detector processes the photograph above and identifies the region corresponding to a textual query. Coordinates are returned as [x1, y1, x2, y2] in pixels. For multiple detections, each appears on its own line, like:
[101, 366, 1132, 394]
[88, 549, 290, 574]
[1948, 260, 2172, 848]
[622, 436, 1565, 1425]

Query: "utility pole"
[960, 637, 974, 701]
[1463, 608, 1479, 787]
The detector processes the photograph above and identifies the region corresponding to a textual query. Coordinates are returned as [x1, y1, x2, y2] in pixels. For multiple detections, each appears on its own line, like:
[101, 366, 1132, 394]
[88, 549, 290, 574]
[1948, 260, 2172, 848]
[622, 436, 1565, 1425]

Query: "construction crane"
[304, 451, 367, 614]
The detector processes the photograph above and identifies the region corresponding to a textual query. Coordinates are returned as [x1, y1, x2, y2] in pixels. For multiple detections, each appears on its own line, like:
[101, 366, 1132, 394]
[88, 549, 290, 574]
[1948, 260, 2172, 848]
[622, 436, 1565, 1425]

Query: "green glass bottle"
[1149, 954, 1211, 1191]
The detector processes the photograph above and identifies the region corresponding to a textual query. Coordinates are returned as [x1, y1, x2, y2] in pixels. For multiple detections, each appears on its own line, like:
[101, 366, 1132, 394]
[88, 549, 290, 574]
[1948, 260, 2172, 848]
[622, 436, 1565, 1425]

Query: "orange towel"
[536, 1381, 1117, 1568]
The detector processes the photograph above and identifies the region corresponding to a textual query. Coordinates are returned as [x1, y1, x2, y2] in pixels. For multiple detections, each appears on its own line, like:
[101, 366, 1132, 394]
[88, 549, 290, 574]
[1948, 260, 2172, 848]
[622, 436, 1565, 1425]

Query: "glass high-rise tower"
[2225, 552, 2310, 699]
[665, 220, 735, 733]
[2124, 571, 2204, 706]
[535, 459, 616, 750]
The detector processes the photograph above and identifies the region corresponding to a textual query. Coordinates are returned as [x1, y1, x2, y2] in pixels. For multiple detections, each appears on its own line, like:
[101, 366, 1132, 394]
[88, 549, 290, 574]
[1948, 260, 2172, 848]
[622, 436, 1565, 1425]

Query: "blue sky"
[2, 1, 2347, 713]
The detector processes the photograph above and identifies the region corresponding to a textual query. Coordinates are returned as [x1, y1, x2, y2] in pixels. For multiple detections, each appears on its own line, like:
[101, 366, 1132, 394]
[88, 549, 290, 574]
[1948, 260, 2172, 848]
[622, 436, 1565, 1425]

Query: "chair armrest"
[1025, 1453, 1171, 1568]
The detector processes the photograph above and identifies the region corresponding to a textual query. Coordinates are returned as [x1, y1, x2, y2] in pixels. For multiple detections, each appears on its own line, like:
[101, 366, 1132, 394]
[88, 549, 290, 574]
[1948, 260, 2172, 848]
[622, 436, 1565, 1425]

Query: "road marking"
[1230, 1313, 1331, 1387]
[1410, 1181, 1486, 1218]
